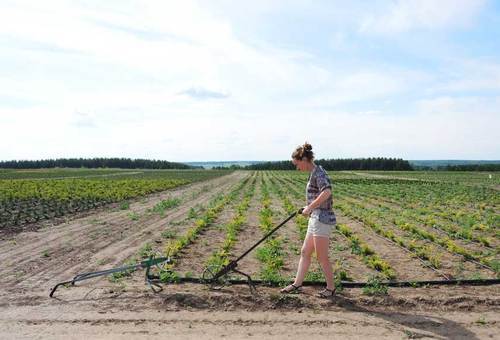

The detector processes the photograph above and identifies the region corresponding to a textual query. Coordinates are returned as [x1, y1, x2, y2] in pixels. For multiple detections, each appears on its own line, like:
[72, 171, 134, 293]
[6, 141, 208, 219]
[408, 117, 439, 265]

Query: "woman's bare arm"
[302, 188, 331, 215]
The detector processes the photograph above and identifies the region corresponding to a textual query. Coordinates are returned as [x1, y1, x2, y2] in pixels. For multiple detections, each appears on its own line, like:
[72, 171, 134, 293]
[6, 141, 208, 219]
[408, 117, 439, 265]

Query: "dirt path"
[1, 282, 498, 339]
[351, 171, 425, 182]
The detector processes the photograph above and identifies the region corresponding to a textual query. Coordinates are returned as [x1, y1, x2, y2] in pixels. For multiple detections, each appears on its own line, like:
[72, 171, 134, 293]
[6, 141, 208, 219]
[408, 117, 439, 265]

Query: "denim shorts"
[306, 217, 333, 238]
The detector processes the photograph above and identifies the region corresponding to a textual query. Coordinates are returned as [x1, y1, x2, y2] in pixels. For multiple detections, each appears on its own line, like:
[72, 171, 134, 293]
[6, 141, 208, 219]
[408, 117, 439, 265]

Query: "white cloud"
[71, 110, 97, 128]
[309, 96, 500, 160]
[360, 0, 487, 34]
[306, 68, 433, 109]
[436, 58, 500, 93]
[179, 87, 230, 100]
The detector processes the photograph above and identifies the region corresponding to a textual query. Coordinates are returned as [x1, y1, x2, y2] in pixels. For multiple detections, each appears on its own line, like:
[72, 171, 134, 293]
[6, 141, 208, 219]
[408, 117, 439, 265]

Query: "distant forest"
[238, 157, 412, 171]
[1, 157, 498, 171]
[438, 164, 500, 171]
[0, 158, 197, 169]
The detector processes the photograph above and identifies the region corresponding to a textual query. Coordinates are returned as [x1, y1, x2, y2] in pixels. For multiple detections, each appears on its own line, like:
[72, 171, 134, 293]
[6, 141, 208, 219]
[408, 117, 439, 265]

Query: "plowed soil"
[1, 171, 498, 339]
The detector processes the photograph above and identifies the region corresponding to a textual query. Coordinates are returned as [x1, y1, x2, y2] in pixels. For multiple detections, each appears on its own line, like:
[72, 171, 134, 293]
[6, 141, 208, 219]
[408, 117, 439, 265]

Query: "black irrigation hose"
[150, 276, 500, 288]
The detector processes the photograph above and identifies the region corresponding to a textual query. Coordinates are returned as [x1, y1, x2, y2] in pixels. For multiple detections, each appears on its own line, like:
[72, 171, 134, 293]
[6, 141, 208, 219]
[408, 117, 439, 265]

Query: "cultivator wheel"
[202, 264, 230, 290]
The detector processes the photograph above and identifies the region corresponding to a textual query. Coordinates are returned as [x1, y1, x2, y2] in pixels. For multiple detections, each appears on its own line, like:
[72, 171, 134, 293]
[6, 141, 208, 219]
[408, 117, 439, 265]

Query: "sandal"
[316, 287, 336, 298]
[280, 283, 302, 294]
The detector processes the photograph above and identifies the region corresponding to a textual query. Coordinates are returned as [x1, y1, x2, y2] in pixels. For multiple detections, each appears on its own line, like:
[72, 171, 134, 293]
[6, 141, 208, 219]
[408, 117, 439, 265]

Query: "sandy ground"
[1, 171, 499, 339]
[1, 281, 499, 340]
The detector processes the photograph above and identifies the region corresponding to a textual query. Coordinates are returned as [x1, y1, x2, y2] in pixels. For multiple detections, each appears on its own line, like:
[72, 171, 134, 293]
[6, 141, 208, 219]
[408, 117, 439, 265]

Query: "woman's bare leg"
[313, 235, 335, 290]
[293, 233, 315, 286]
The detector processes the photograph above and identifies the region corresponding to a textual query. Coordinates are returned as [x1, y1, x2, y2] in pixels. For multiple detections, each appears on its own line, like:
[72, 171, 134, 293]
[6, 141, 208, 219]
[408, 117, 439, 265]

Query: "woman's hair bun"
[292, 142, 314, 161]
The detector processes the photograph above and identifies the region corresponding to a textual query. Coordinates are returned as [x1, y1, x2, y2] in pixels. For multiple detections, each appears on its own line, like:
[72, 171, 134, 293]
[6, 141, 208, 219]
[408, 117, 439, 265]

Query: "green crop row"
[162, 175, 251, 259]
[334, 201, 443, 270]
[335, 182, 497, 243]
[204, 173, 257, 269]
[336, 195, 498, 273]
[336, 223, 396, 279]
[255, 175, 287, 284]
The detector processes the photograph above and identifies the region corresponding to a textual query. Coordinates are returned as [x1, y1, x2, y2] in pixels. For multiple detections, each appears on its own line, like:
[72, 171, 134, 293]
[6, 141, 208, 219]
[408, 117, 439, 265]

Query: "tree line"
[438, 164, 500, 171]
[0, 158, 197, 169]
[2, 157, 496, 171]
[244, 157, 413, 171]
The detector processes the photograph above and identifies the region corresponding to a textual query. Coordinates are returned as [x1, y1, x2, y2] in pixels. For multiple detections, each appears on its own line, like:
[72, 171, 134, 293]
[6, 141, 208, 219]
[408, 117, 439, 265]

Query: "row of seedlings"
[254, 174, 287, 284]
[203, 173, 258, 272]
[110, 174, 252, 282]
[157, 174, 253, 281]
[335, 182, 496, 247]
[334, 194, 498, 274]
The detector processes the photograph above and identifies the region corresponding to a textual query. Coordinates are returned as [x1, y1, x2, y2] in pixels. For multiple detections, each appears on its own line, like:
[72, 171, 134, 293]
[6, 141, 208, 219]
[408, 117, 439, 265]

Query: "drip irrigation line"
[151, 276, 500, 288]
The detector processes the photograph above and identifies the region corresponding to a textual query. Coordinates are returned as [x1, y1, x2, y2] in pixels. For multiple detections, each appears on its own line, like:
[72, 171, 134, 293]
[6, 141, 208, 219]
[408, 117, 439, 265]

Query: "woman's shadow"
[328, 294, 480, 340]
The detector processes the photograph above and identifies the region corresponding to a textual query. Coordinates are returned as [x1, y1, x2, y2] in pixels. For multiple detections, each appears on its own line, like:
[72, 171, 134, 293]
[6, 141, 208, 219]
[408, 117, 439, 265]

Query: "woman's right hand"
[301, 205, 312, 216]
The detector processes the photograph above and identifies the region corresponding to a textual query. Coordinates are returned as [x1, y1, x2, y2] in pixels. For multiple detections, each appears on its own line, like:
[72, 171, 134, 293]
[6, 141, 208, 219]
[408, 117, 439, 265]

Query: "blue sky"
[0, 0, 499, 162]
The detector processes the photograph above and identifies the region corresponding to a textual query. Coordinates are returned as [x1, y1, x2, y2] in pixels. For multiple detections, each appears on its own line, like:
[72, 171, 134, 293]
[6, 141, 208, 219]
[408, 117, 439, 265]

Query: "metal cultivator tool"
[49, 255, 171, 297]
[48, 209, 301, 297]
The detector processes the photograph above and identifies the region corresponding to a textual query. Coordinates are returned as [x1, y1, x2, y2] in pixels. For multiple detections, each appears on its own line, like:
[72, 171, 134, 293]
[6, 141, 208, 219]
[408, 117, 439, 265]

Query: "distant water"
[184, 161, 265, 169]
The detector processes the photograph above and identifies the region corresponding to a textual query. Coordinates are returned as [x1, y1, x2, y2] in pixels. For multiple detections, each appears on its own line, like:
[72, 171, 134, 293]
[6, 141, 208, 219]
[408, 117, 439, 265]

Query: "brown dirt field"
[1, 171, 499, 339]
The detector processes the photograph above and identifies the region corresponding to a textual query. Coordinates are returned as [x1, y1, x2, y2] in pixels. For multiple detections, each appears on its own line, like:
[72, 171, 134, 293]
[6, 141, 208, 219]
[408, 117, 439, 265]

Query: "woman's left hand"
[302, 205, 312, 216]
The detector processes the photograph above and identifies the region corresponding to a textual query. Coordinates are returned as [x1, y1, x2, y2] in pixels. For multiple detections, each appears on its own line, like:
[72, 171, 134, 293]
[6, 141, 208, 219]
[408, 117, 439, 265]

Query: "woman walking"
[280, 142, 337, 298]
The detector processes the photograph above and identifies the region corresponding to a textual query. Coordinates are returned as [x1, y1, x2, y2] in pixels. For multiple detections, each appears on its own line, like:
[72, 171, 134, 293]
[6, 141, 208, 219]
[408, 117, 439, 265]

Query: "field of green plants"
[1, 168, 498, 289]
[361, 170, 499, 187]
[0, 169, 229, 231]
[121, 169, 499, 288]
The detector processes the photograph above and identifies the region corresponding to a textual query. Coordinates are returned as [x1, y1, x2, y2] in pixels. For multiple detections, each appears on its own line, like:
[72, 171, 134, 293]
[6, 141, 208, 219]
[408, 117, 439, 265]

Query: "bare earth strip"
[1, 283, 498, 340]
